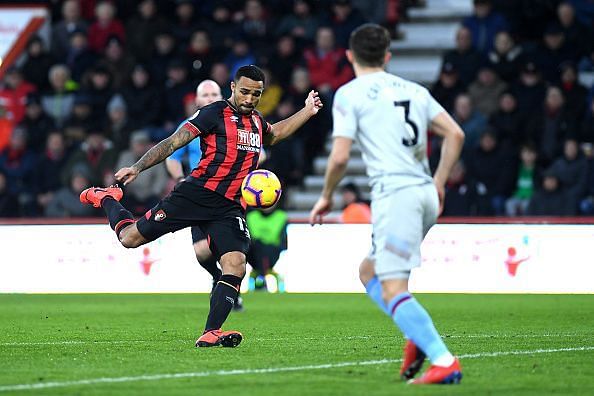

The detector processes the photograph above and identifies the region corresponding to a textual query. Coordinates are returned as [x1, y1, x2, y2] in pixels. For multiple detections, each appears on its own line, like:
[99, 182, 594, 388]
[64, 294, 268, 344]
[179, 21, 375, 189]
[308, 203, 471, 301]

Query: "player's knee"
[220, 252, 247, 278]
[359, 258, 375, 286]
[119, 230, 142, 249]
[381, 278, 410, 303]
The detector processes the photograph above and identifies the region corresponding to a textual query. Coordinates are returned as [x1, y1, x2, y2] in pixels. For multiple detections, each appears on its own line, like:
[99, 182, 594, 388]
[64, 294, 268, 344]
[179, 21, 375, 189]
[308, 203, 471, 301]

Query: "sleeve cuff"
[184, 121, 202, 137]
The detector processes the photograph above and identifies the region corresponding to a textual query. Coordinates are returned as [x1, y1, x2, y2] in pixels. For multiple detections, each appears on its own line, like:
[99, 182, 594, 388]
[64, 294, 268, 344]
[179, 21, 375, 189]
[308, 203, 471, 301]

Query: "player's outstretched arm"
[309, 136, 352, 225]
[265, 90, 323, 146]
[115, 124, 196, 185]
[430, 111, 465, 213]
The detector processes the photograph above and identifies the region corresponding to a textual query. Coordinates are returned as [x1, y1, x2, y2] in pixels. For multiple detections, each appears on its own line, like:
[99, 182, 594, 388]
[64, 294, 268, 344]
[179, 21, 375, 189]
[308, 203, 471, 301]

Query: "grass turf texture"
[0, 294, 592, 395]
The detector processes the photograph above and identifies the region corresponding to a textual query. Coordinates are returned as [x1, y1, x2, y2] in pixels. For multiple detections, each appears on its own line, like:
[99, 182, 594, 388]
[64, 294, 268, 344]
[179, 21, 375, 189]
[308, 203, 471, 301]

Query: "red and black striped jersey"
[182, 99, 272, 208]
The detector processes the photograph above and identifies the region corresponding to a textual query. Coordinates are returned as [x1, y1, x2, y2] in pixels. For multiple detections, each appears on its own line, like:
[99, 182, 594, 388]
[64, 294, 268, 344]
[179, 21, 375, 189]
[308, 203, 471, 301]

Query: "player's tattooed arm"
[115, 124, 196, 185]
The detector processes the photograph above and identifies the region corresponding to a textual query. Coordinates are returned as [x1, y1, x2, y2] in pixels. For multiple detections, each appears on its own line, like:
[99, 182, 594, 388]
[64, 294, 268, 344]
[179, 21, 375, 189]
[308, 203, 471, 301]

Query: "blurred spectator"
[465, 129, 515, 215]
[486, 31, 522, 83]
[489, 90, 526, 148]
[125, 0, 168, 62]
[171, 0, 200, 50]
[468, 63, 507, 117]
[557, 1, 592, 59]
[442, 160, 477, 216]
[45, 165, 97, 217]
[267, 35, 301, 89]
[36, 131, 69, 213]
[246, 204, 288, 291]
[578, 143, 594, 214]
[116, 130, 167, 215]
[149, 30, 178, 85]
[0, 104, 11, 152]
[185, 30, 219, 83]
[0, 128, 38, 215]
[18, 94, 55, 153]
[163, 59, 194, 126]
[275, 0, 320, 44]
[206, 4, 236, 51]
[0, 67, 36, 125]
[42, 64, 77, 128]
[51, 0, 89, 59]
[326, 0, 367, 49]
[239, 0, 273, 54]
[88, 1, 126, 53]
[580, 99, 594, 143]
[505, 144, 540, 216]
[452, 93, 487, 156]
[257, 68, 283, 118]
[303, 26, 353, 95]
[532, 23, 575, 83]
[548, 138, 588, 211]
[578, 43, 594, 73]
[209, 62, 232, 99]
[121, 64, 163, 128]
[526, 86, 575, 165]
[442, 26, 483, 88]
[105, 94, 134, 152]
[81, 66, 114, 127]
[62, 130, 118, 187]
[63, 94, 95, 148]
[431, 62, 465, 114]
[462, 0, 509, 55]
[224, 39, 257, 78]
[527, 168, 575, 215]
[340, 182, 371, 223]
[98, 35, 135, 90]
[0, 171, 18, 217]
[65, 29, 97, 83]
[558, 61, 588, 120]
[20, 36, 54, 92]
[511, 61, 546, 115]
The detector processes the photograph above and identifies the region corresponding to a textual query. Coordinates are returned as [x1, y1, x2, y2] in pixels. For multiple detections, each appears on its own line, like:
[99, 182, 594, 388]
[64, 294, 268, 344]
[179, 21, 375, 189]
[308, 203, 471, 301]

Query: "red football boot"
[195, 329, 243, 348]
[400, 340, 426, 380]
[79, 186, 123, 208]
[409, 358, 462, 385]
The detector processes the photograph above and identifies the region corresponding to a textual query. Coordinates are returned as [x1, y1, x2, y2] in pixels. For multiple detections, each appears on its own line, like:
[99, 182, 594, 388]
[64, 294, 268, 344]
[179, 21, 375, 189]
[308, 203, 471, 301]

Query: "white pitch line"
[1, 333, 589, 347]
[0, 346, 592, 392]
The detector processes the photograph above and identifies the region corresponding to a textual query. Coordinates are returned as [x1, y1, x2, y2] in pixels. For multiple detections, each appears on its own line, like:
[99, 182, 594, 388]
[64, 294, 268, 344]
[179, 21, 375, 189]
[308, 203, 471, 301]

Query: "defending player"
[309, 24, 465, 384]
[165, 80, 242, 310]
[81, 65, 323, 348]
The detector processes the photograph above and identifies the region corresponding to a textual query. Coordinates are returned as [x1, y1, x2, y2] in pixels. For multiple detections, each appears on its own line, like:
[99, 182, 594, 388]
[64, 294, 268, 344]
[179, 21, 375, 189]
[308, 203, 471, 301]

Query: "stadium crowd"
[0, 0, 593, 218]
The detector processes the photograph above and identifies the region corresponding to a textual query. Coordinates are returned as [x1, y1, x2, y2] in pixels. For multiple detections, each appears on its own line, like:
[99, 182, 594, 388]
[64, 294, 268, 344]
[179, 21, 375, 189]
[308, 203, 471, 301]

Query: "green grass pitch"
[0, 293, 593, 395]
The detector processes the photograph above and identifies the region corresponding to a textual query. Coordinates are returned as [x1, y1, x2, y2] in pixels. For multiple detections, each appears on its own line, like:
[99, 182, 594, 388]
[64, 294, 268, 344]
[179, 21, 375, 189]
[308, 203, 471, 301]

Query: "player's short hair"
[234, 65, 265, 85]
[349, 23, 391, 68]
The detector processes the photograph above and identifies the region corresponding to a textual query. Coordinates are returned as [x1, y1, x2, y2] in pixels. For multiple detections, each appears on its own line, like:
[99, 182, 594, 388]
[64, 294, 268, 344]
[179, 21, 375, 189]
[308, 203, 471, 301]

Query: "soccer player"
[309, 24, 465, 384]
[80, 65, 323, 348]
[165, 79, 243, 310]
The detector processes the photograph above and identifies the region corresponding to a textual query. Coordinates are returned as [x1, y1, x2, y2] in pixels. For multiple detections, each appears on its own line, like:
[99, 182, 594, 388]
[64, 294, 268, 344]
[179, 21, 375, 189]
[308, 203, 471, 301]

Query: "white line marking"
[0, 346, 592, 392]
[1, 333, 589, 347]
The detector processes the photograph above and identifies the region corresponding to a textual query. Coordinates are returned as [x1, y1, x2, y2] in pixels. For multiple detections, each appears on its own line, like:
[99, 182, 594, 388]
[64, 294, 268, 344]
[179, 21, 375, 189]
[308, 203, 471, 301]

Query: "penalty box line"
[0, 346, 593, 392]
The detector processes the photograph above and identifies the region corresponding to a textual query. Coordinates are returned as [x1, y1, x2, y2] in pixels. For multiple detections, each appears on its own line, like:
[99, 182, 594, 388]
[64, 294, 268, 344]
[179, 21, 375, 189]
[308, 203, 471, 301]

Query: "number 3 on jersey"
[394, 100, 419, 147]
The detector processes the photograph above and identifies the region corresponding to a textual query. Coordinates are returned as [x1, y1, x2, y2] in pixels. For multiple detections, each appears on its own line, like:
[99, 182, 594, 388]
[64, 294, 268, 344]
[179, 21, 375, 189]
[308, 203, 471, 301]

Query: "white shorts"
[369, 182, 439, 280]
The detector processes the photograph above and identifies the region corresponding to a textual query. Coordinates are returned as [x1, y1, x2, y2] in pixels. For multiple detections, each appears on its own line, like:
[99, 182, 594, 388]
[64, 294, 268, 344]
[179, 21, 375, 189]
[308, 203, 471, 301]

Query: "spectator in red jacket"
[0, 67, 36, 126]
[87, 1, 125, 53]
[303, 26, 353, 95]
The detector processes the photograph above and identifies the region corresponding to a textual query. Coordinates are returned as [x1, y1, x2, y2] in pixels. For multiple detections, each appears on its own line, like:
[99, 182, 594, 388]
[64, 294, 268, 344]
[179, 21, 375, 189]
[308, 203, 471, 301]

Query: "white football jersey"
[332, 71, 445, 192]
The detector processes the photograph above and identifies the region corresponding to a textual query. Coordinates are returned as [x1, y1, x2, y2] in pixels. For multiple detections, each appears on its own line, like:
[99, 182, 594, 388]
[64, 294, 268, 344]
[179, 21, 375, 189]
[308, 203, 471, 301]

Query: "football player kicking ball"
[165, 79, 242, 311]
[310, 24, 465, 384]
[81, 65, 323, 348]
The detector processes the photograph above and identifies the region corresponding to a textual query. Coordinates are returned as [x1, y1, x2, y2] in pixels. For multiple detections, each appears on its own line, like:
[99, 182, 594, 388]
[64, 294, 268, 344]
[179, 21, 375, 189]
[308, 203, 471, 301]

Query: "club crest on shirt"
[237, 128, 261, 152]
[230, 115, 239, 123]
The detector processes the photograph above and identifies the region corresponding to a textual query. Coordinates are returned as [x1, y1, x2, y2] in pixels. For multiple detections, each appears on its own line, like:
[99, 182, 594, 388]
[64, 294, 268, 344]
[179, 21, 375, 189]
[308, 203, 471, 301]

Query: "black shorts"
[191, 226, 206, 244]
[136, 182, 250, 259]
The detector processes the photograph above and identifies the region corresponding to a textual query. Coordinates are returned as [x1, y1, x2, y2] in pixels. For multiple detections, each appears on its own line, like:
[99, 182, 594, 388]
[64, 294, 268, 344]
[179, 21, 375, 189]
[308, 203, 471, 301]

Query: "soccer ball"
[241, 169, 282, 208]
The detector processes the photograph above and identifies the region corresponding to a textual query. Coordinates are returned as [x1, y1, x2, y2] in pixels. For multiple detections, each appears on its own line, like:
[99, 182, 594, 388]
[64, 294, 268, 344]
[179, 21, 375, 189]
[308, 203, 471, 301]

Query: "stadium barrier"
[1, 218, 593, 294]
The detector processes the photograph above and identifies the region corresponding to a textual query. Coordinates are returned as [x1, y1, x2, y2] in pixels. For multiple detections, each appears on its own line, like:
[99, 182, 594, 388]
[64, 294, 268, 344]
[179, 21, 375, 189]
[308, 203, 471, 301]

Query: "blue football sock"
[388, 292, 451, 364]
[365, 276, 389, 315]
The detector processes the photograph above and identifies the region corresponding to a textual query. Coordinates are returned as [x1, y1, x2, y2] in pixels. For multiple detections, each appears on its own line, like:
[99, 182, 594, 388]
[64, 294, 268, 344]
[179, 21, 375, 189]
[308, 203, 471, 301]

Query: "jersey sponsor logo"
[154, 209, 167, 222]
[230, 115, 239, 123]
[237, 128, 261, 152]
